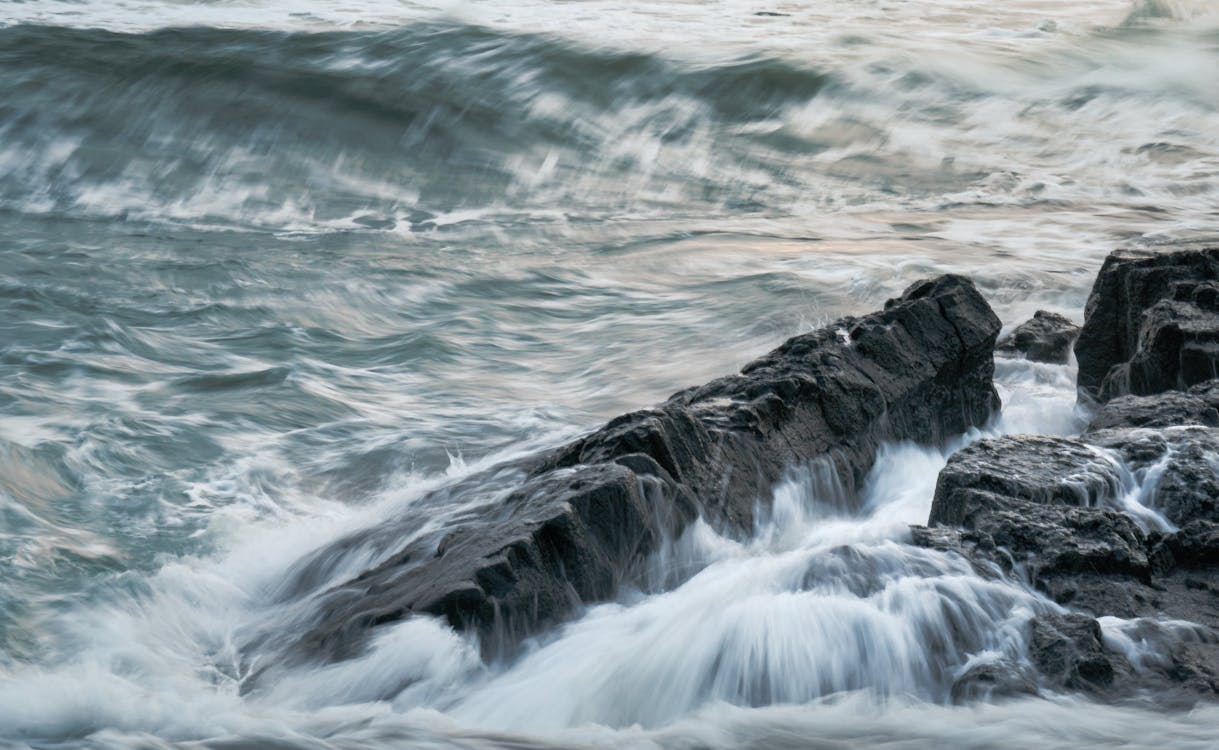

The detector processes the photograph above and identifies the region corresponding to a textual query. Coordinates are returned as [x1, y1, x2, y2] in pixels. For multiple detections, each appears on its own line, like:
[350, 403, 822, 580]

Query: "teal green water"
[1, 2, 1218, 747]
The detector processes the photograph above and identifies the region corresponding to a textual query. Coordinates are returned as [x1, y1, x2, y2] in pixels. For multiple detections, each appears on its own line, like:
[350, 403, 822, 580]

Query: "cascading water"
[2, 1, 1219, 748]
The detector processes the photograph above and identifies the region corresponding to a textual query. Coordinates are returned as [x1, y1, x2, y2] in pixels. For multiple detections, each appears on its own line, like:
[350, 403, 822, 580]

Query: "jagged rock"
[943, 489, 1149, 580]
[1099, 300, 1219, 401]
[1075, 244, 1219, 401]
[275, 274, 1001, 667]
[1085, 426, 1219, 528]
[927, 435, 1124, 527]
[918, 427, 1219, 703]
[1157, 520, 1219, 570]
[1087, 380, 1219, 431]
[1029, 614, 1130, 693]
[950, 659, 1038, 703]
[997, 310, 1080, 364]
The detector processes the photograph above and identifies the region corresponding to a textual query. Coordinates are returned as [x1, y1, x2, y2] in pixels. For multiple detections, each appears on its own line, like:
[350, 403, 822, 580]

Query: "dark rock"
[1099, 300, 1219, 401]
[997, 310, 1080, 364]
[1086, 380, 1219, 431]
[1158, 520, 1219, 570]
[1075, 244, 1219, 401]
[950, 659, 1038, 703]
[928, 435, 1123, 527]
[1085, 426, 1219, 528]
[919, 427, 1219, 703]
[944, 489, 1150, 582]
[278, 274, 1001, 667]
[1029, 614, 1130, 693]
[1026, 610, 1219, 703]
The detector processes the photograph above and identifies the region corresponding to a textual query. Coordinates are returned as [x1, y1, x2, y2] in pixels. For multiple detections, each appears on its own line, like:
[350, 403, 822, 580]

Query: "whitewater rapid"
[2, 0, 1219, 747]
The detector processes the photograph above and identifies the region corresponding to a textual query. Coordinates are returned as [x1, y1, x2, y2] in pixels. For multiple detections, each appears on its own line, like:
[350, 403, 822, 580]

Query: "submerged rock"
[996, 310, 1079, 364]
[1029, 613, 1130, 694]
[950, 659, 1038, 703]
[1075, 244, 1219, 401]
[278, 275, 1001, 666]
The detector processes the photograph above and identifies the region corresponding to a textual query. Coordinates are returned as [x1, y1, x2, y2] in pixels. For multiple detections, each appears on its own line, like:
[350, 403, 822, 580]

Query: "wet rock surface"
[1075, 244, 1219, 401]
[1028, 614, 1131, 695]
[1099, 299, 1219, 401]
[996, 310, 1079, 364]
[1086, 425, 1219, 528]
[927, 435, 1124, 527]
[919, 244, 1219, 703]
[278, 274, 1002, 666]
[1087, 380, 1219, 431]
[916, 426, 1219, 703]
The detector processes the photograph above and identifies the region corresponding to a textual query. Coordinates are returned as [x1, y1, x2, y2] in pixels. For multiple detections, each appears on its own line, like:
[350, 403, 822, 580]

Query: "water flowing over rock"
[997, 310, 1080, 364]
[916, 425, 1219, 702]
[277, 275, 1001, 666]
[1075, 244, 1219, 402]
[916, 246, 1219, 704]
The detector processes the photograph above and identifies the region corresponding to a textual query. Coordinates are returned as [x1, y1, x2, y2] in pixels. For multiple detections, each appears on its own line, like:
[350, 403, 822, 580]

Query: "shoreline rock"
[996, 310, 1079, 364]
[1075, 244, 1219, 401]
[277, 274, 1002, 666]
[918, 243, 1219, 704]
[915, 425, 1219, 702]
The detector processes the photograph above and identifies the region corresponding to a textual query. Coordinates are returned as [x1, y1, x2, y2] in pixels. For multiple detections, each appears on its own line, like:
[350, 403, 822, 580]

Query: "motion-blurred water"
[2, 1, 1219, 747]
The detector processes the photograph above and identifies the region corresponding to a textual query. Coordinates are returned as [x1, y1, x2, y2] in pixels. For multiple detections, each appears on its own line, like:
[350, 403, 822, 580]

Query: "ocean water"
[1, 1, 1219, 747]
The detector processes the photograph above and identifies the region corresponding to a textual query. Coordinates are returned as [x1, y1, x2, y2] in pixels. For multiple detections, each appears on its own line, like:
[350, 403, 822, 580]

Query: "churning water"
[2, 1, 1219, 747]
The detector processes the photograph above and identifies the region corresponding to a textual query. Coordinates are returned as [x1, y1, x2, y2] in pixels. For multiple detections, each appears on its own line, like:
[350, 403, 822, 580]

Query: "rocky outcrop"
[1086, 426, 1219, 529]
[279, 275, 1002, 665]
[1075, 244, 1219, 401]
[917, 425, 1219, 702]
[917, 244, 1219, 703]
[1087, 380, 1219, 431]
[997, 310, 1079, 364]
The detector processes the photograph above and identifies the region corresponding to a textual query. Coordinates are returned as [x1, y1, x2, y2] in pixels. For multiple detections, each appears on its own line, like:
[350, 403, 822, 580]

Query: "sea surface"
[2, 1, 1219, 747]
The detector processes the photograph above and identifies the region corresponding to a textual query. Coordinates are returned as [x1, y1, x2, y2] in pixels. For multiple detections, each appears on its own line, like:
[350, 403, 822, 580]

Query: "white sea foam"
[1, 2, 1217, 748]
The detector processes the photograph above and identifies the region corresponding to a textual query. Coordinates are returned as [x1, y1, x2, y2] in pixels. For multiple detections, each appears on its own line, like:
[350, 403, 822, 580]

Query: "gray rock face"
[1029, 614, 1130, 694]
[917, 427, 1219, 703]
[1099, 299, 1219, 401]
[927, 435, 1124, 527]
[279, 274, 1002, 666]
[997, 310, 1080, 364]
[1075, 245, 1219, 401]
[1087, 380, 1219, 431]
[1086, 426, 1219, 528]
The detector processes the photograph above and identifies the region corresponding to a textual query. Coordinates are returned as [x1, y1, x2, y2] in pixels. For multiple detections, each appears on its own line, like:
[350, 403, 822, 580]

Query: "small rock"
[997, 310, 1080, 364]
[951, 660, 1038, 703]
[1029, 614, 1130, 692]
